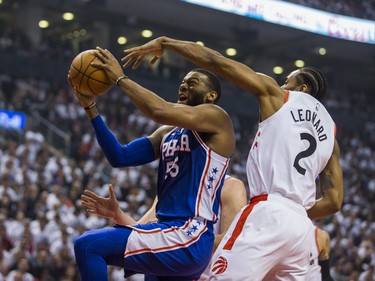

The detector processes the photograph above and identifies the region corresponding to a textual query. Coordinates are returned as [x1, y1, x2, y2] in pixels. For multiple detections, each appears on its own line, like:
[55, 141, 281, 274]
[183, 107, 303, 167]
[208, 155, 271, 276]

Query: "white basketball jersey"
[246, 91, 335, 209]
[306, 226, 322, 281]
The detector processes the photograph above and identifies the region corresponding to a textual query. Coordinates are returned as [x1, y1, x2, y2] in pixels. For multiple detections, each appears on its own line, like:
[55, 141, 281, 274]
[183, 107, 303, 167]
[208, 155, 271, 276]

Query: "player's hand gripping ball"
[68, 50, 113, 96]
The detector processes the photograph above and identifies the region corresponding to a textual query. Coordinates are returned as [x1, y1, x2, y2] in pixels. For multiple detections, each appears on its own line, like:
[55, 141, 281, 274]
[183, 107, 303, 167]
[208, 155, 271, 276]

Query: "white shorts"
[208, 194, 314, 281]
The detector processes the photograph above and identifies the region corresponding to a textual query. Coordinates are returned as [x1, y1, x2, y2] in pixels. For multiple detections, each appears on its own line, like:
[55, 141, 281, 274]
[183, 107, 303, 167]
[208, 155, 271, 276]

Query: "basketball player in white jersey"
[307, 225, 334, 281]
[121, 37, 344, 280]
[81, 175, 248, 281]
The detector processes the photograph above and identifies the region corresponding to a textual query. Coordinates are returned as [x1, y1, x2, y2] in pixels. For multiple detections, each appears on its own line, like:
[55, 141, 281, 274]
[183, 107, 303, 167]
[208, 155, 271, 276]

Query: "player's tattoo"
[320, 172, 334, 191]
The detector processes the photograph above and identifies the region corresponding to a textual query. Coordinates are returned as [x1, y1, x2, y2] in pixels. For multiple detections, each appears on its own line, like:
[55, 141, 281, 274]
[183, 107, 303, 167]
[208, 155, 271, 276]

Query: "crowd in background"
[1, 65, 374, 281]
[0, 21, 74, 61]
[284, 0, 375, 20]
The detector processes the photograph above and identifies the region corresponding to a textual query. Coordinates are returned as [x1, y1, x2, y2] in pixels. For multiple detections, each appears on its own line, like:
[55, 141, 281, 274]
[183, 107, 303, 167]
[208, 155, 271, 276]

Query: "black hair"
[192, 68, 222, 103]
[296, 67, 327, 102]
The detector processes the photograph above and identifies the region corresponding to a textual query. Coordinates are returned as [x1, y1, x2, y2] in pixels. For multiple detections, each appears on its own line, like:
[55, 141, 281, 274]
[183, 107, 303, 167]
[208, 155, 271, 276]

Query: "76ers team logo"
[211, 256, 228, 275]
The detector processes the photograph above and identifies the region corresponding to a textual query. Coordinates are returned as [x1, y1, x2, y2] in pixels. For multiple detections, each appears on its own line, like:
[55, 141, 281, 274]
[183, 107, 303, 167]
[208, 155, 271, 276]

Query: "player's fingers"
[86, 209, 97, 215]
[123, 47, 139, 54]
[83, 189, 100, 200]
[149, 56, 159, 66]
[81, 194, 96, 203]
[132, 56, 144, 69]
[108, 184, 116, 198]
[96, 46, 108, 57]
[81, 200, 94, 209]
[122, 55, 136, 68]
[93, 52, 106, 65]
[67, 76, 74, 89]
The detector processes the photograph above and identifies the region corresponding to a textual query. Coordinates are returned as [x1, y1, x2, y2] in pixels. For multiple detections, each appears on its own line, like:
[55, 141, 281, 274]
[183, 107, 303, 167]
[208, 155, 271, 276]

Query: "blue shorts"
[74, 218, 214, 281]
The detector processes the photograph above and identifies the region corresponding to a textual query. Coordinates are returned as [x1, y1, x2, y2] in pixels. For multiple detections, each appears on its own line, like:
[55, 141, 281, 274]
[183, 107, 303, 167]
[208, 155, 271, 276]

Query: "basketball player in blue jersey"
[122, 37, 344, 280]
[68, 47, 236, 281]
[80, 175, 248, 281]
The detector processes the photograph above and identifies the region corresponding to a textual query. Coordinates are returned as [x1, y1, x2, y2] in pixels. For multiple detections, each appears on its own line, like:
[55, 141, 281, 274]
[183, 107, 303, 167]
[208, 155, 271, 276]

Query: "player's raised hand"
[122, 37, 164, 69]
[67, 72, 95, 108]
[91, 47, 125, 84]
[81, 184, 120, 220]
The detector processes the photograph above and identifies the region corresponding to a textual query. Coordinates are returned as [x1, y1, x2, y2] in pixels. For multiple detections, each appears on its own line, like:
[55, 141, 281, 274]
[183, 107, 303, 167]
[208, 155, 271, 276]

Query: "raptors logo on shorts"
[211, 256, 228, 275]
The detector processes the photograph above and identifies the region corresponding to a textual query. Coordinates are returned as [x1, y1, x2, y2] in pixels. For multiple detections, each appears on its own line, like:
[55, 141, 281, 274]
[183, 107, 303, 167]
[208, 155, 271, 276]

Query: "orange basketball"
[68, 50, 113, 97]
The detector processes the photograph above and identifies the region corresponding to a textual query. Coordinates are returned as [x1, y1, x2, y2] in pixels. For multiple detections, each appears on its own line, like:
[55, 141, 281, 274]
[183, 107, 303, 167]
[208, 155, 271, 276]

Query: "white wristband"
[115, 75, 128, 86]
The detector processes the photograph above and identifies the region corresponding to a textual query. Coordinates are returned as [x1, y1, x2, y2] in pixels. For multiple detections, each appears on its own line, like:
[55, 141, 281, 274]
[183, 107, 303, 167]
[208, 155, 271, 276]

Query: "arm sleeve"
[319, 259, 334, 281]
[91, 115, 155, 167]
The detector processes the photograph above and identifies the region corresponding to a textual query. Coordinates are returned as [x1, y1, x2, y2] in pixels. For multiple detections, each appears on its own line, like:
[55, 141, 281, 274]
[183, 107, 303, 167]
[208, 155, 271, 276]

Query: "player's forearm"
[117, 77, 174, 124]
[91, 115, 155, 167]
[160, 36, 223, 68]
[91, 115, 126, 167]
[319, 259, 334, 281]
[213, 233, 224, 253]
[113, 209, 137, 225]
[159, 36, 266, 95]
[309, 142, 343, 220]
[307, 194, 341, 220]
[137, 210, 157, 224]
[137, 197, 158, 224]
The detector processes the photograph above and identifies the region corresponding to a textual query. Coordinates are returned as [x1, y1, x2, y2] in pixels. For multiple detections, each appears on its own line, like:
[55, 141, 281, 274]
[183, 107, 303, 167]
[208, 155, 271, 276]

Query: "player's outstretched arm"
[307, 140, 343, 220]
[93, 46, 235, 158]
[122, 36, 282, 99]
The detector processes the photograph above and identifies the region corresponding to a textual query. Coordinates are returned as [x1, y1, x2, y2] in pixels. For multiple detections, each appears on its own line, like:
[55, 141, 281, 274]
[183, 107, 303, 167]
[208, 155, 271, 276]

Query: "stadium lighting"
[295, 60, 305, 67]
[38, 20, 49, 29]
[63, 12, 74, 21]
[226, 48, 237, 56]
[117, 36, 128, 45]
[319, 48, 327, 55]
[273, 66, 283, 75]
[141, 30, 153, 38]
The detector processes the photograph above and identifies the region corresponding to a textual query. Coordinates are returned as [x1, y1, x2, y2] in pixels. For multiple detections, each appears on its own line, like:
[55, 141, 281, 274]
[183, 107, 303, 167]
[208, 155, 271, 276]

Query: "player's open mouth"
[178, 93, 188, 102]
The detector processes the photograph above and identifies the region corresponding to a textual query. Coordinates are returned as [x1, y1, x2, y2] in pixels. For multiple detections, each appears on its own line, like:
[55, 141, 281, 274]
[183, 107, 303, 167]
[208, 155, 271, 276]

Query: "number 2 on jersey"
[293, 133, 317, 175]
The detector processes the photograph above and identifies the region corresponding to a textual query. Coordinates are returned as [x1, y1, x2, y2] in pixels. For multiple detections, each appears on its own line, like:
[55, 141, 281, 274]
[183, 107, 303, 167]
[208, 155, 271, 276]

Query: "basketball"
[68, 49, 113, 97]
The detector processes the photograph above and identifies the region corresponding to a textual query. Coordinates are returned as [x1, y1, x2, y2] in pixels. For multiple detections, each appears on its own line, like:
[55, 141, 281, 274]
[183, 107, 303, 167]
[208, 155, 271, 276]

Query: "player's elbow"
[333, 185, 344, 212]
[107, 158, 123, 168]
[327, 191, 343, 215]
[331, 196, 343, 213]
[329, 202, 341, 215]
[148, 105, 174, 124]
[149, 109, 165, 123]
[105, 153, 127, 168]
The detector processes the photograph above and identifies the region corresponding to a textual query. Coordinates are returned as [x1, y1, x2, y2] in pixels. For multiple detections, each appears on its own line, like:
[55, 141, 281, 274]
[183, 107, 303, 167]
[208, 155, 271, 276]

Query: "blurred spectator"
[285, 0, 375, 20]
[5, 257, 34, 281]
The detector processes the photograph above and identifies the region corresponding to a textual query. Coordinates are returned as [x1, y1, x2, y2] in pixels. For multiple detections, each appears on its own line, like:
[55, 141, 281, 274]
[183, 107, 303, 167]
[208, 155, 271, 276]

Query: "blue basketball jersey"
[156, 127, 230, 223]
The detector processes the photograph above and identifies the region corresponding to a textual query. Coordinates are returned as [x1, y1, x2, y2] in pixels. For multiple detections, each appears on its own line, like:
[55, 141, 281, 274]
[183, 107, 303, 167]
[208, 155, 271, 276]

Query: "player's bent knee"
[74, 235, 86, 256]
[74, 233, 95, 261]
